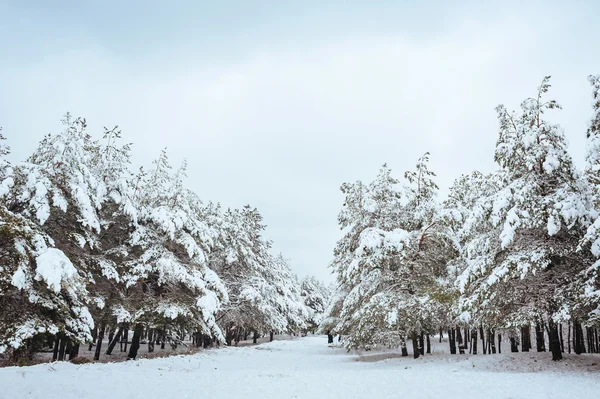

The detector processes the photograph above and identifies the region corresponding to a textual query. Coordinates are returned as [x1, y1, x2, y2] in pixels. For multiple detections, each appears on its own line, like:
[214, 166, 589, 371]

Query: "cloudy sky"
[1, 0, 599, 283]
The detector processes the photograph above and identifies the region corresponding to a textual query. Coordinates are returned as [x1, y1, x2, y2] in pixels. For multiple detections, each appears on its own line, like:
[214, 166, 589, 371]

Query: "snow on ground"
[1, 336, 599, 399]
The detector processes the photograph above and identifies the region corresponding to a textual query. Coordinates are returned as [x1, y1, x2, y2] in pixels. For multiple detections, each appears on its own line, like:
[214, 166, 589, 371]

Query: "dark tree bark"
[93, 324, 106, 361]
[456, 328, 463, 346]
[449, 328, 456, 355]
[472, 329, 478, 355]
[69, 344, 80, 360]
[58, 338, 67, 361]
[52, 336, 60, 361]
[124, 327, 130, 352]
[270, 331, 274, 342]
[401, 338, 408, 357]
[480, 326, 486, 354]
[160, 329, 165, 350]
[567, 321, 571, 354]
[559, 323, 564, 353]
[465, 328, 469, 350]
[107, 327, 114, 348]
[411, 333, 420, 359]
[439, 328, 443, 343]
[147, 328, 155, 353]
[574, 320, 585, 354]
[426, 334, 431, 354]
[127, 324, 144, 360]
[106, 326, 124, 355]
[521, 325, 531, 352]
[327, 332, 334, 344]
[510, 337, 519, 352]
[253, 331, 259, 344]
[490, 330, 496, 354]
[535, 323, 546, 352]
[89, 325, 97, 351]
[548, 319, 562, 361]
[419, 332, 424, 355]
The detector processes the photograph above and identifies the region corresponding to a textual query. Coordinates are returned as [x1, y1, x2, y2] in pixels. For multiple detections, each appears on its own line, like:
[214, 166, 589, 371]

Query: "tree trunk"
[456, 328, 463, 346]
[127, 324, 144, 360]
[490, 329, 496, 354]
[521, 325, 530, 352]
[559, 323, 564, 353]
[147, 328, 154, 353]
[497, 333, 501, 354]
[411, 333, 420, 359]
[253, 331, 259, 344]
[548, 319, 562, 361]
[327, 333, 334, 344]
[88, 325, 97, 351]
[480, 326, 486, 354]
[535, 323, 546, 352]
[58, 338, 67, 361]
[106, 326, 124, 355]
[426, 334, 431, 354]
[401, 337, 408, 357]
[270, 331, 274, 342]
[69, 344, 79, 360]
[107, 327, 114, 349]
[449, 328, 456, 355]
[419, 332, 424, 355]
[52, 336, 60, 361]
[568, 321, 571, 353]
[439, 328, 443, 343]
[94, 324, 105, 361]
[510, 337, 518, 352]
[472, 329, 478, 355]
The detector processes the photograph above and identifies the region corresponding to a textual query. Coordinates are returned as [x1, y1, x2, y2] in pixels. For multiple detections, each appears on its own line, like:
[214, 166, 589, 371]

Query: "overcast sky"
[1, 0, 599, 283]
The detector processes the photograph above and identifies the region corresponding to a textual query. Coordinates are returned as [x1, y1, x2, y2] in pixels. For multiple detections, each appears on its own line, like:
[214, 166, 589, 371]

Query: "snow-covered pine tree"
[300, 276, 330, 333]
[580, 74, 600, 326]
[0, 124, 94, 360]
[120, 150, 227, 357]
[331, 159, 452, 357]
[458, 77, 590, 360]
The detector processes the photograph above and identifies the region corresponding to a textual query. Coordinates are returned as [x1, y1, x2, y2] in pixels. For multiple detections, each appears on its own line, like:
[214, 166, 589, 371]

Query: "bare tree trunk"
[147, 328, 155, 353]
[472, 329, 478, 355]
[69, 344, 79, 360]
[559, 323, 564, 353]
[497, 333, 501, 354]
[439, 328, 443, 343]
[548, 319, 562, 361]
[93, 324, 105, 361]
[521, 325, 530, 352]
[253, 331, 259, 344]
[52, 336, 60, 361]
[419, 332, 424, 355]
[58, 337, 67, 361]
[480, 326, 486, 354]
[88, 326, 97, 351]
[567, 321, 571, 354]
[535, 323, 546, 352]
[127, 324, 143, 360]
[449, 328, 456, 354]
[401, 337, 408, 357]
[411, 333, 420, 359]
[270, 331, 274, 342]
[426, 334, 431, 354]
[106, 326, 124, 355]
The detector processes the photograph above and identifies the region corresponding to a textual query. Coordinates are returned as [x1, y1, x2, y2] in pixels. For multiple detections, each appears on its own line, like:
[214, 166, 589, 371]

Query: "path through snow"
[2, 336, 599, 398]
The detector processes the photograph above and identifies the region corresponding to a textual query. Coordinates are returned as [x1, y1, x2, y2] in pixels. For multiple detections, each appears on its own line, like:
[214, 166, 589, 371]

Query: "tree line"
[0, 117, 330, 364]
[320, 76, 600, 361]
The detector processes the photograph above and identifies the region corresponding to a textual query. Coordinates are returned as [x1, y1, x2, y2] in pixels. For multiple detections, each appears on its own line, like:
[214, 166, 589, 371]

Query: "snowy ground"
[2, 336, 599, 399]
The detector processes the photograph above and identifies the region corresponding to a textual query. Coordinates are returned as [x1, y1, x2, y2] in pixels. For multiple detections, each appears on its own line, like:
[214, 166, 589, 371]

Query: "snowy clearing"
[2, 336, 600, 399]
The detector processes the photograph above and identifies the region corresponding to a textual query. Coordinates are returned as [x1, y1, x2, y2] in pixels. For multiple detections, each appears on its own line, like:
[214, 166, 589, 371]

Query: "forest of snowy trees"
[0, 116, 330, 364]
[321, 76, 600, 361]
